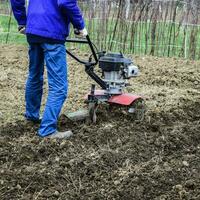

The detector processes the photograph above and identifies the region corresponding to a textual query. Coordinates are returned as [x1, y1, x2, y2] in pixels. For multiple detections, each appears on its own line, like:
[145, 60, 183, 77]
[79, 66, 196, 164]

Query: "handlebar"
[66, 35, 98, 66]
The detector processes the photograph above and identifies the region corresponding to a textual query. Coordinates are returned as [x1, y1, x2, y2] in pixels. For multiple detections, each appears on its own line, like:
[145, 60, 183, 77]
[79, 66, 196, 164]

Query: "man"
[10, 0, 87, 138]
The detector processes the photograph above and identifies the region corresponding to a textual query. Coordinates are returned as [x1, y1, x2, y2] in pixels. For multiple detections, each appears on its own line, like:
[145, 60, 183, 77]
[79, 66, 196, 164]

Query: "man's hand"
[74, 28, 88, 38]
[18, 25, 26, 34]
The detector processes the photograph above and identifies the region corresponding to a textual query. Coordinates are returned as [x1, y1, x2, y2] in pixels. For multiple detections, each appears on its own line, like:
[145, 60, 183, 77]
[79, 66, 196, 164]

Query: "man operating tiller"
[10, 0, 87, 138]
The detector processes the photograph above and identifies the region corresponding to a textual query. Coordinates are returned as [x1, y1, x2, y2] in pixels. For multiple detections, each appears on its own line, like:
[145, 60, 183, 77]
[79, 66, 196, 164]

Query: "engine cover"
[99, 53, 132, 72]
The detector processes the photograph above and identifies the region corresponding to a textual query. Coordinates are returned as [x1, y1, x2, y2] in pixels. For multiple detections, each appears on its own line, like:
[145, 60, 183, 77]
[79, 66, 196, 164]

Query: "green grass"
[0, 15, 26, 44]
[1, 15, 200, 59]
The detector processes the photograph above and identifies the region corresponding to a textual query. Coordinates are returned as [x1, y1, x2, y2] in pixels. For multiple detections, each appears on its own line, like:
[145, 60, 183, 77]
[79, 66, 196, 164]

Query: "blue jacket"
[10, 0, 85, 41]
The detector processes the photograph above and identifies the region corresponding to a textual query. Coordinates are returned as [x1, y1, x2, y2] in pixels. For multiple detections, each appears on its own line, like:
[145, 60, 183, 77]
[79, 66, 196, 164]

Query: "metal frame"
[66, 35, 107, 90]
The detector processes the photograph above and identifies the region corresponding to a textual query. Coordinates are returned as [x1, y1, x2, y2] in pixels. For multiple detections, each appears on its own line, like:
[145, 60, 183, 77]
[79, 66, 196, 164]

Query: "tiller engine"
[66, 35, 145, 123]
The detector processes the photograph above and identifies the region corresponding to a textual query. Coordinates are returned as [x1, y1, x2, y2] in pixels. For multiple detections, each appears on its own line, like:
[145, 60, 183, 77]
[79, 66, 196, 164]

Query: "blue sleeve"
[58, 0, 85, 30]
[10, 0, 27, 25]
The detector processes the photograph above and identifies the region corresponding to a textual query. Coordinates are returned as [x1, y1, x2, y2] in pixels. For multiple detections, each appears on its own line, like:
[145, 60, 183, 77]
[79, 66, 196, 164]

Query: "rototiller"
[65, 35, 145, 123]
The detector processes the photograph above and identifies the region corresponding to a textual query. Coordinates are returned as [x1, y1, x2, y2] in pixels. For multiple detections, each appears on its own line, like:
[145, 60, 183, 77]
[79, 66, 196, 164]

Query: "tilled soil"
[0, 45, 200, 200]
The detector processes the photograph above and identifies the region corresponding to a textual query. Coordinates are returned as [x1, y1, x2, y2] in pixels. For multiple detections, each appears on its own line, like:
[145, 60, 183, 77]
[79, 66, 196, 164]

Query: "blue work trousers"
[25, 43, 68, 137]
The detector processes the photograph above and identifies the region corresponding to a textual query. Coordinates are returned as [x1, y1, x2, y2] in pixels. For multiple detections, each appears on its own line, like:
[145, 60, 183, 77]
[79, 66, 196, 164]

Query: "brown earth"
[0, 45, 200, 200]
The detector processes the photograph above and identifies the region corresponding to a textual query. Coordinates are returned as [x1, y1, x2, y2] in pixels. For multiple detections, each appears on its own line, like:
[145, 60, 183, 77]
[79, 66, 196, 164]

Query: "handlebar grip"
[65, 38, 88, 44]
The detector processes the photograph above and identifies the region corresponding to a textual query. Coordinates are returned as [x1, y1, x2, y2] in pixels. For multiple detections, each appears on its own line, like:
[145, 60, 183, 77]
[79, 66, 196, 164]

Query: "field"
[0, 44, 200, 199]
